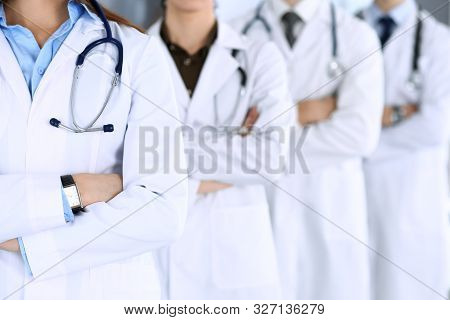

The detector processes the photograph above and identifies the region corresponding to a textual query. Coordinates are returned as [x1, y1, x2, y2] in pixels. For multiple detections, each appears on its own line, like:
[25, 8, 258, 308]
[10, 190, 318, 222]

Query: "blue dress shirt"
[0, 0, 87, 275]
[364, 0, 417, 37]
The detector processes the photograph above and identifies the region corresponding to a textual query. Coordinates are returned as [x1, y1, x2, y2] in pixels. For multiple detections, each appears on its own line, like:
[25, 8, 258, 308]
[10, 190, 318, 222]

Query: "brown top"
[160, 21, 218, 96]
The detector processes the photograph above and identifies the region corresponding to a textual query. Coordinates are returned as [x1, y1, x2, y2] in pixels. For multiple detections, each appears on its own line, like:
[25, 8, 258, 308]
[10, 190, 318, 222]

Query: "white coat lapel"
[148, 21, 191, 122]
[291, 1, 329, 60]
[188, 23, 244, 124]
[259, 3, 293, 59]
[0, 31, 31, 110]
[32, 16, 104, 102]
[162, 41, 191, 121]
[261, 0, 326, 60]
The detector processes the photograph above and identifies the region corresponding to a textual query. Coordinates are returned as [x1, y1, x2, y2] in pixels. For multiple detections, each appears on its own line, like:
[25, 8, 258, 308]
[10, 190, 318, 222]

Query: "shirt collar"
[269, 0, 321, 24]
[0, 3, 8, 28]
[367, 0, 416, 27]
[77, 1, 102, 23]
[160, 20, 218, 56]
[54, 1, 86, 38]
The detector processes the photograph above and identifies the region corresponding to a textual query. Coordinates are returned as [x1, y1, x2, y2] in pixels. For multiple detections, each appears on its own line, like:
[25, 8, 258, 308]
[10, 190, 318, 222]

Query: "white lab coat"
[233, 0, 384, 299]
[0, 13, 188, 300]
[361, 7, 450, 300]
[148, 21, 293, 299]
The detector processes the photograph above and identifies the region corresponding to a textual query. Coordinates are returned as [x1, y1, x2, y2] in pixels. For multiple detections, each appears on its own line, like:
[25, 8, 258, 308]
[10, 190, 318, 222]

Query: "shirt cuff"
[61, 187, 75, 223]
[18, 238, 33, 276]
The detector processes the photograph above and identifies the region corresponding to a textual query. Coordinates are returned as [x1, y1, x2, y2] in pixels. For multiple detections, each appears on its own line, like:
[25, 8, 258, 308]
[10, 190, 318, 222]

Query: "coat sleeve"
[297, 23, 384, 171]
[369, 24, 450, 161]
[190, 42, 294, 187]
[0, 174, 66, 242]
[21, 36, 188, 280]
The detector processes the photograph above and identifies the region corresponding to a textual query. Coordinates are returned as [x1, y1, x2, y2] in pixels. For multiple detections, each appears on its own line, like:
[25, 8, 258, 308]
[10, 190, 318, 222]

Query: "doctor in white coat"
[234, 0, 384, 299]
[0, 0, 187, 299]
[149, 0, 292, 299]
[361, 0, 450, 300]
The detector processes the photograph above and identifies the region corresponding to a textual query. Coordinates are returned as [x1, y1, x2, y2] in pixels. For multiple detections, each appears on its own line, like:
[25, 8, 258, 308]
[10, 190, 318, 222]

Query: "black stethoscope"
[194, 49, 250, 136]
[407, 13, 423, 91]
[50, 0, 123, 133]
[213, 48, 248, 130]
[356, 9, 424, 92]
[242, 2, 345, 79]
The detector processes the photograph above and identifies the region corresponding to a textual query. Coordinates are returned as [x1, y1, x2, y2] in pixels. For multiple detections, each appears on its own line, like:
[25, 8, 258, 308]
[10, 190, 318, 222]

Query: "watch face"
[66, 186, 81, 208]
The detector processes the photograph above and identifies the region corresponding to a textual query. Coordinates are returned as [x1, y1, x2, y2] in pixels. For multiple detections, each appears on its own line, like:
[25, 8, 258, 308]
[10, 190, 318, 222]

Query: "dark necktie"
[281, 11, 302, 48]
[378, 16, 396, 47]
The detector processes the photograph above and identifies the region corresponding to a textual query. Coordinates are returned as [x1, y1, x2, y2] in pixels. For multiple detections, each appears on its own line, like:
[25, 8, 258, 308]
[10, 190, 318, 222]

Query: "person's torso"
[0, 14, 164, 300]
[149, 21, 281, 211]
[233, 0, 375, 103]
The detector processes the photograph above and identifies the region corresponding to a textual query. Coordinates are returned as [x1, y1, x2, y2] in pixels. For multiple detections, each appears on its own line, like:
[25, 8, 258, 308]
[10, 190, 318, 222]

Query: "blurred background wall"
[100, 0, 450, 29]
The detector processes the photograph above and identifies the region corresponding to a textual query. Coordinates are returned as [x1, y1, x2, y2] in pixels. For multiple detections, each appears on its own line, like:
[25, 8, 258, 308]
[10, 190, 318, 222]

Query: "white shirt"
[269, 0, 321, 40]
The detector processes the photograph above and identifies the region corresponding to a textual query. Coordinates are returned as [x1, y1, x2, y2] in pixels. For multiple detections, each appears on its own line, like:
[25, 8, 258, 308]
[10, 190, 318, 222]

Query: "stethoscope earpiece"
[50, 118, 62, 129]
[49, 118, 114, 133]
[103, 124, 115, 133]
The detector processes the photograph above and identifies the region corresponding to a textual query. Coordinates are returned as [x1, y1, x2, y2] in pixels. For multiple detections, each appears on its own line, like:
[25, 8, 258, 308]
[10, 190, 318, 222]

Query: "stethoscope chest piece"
[328, 59, 344, 79]
[407, 70, 422, 92]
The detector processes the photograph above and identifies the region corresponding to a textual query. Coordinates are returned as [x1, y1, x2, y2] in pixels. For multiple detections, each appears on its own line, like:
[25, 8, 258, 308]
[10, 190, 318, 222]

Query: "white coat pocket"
[88, 253, 161, 299]
[211, 203, 279, 289]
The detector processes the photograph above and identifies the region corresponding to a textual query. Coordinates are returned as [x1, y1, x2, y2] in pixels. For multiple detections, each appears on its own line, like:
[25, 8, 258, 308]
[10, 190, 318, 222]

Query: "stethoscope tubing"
[50, 0, 123, 134]
[243, 1, 423, 89]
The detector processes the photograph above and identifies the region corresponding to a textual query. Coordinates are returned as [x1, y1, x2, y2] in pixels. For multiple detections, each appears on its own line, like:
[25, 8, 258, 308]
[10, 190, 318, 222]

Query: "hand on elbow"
[240, 106, 260, 136]
[73, 174, 123, 207]
[197, 181, 232, 195]
[298, 96, 337, 126]
[382, 104, 418, 127]
[0, 239, 19, 252]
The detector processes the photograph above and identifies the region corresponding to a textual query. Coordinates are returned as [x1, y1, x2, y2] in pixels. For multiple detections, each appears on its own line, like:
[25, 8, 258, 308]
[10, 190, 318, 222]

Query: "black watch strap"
[61, 175, 83, 214]
[61, 175, 76, 188]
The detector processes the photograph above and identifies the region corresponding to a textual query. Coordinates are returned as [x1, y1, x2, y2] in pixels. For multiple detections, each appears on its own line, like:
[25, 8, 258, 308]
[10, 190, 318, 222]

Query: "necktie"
[281, 11, 302, 48]
[378, 16, 396, 47]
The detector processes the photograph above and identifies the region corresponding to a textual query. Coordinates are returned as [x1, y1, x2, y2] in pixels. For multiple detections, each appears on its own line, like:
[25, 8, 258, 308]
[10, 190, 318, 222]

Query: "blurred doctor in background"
[234, 0, 383, 299]
[361, 0, 450, 300]
[149, 0, 292, 299]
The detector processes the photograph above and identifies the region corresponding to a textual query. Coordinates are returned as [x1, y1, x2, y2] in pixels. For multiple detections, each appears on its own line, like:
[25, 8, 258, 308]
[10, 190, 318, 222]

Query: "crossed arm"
[0, 173, 123, 252]
[0, 105, 259, 251]
[196, 106, 260, 195]
[298, 96, 418, 128]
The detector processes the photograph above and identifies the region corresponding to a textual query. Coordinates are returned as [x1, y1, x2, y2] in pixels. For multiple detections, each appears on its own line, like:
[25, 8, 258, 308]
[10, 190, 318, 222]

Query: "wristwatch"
[61, 175, 83, 214]
[390, 105, 405, 126]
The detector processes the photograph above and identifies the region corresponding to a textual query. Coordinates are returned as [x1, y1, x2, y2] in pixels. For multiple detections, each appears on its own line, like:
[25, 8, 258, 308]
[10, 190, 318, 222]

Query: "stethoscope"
[50, 0, 123, 133]
[242, 2, 345, 79]
[407, 13, 423, 91]
[213, 49, 249, 135]
[190, 48, 250, 136]
[356, 9, 423, 92]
